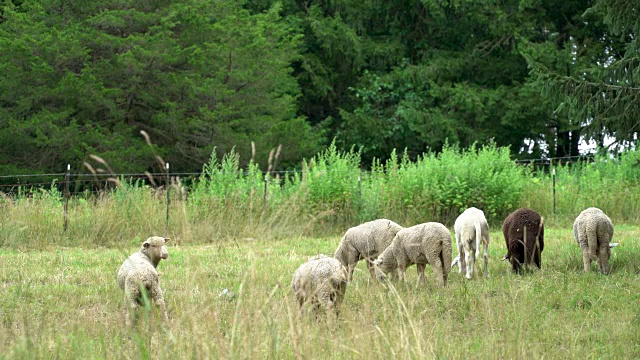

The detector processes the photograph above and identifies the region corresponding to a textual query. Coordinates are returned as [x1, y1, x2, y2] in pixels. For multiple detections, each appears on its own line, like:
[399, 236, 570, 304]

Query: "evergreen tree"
[527, 0, 639, 152]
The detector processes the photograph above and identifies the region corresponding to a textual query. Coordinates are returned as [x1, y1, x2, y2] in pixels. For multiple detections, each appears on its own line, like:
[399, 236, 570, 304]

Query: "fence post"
[64, 164, 70, 232]
[165, 162, 170, 233]
[552, 167, 556, 214]
[357, 173, 362, 219]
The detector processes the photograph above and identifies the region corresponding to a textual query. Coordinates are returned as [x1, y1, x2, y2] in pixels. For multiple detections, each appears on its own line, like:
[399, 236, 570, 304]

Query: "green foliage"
[526, 0, 640, 149]
[301, 141, 361, 214]
[524, 150, 640, 226]
[0, 0, 321, 174]
[193, 147, 263, 201]
[375, 143, 527, 224]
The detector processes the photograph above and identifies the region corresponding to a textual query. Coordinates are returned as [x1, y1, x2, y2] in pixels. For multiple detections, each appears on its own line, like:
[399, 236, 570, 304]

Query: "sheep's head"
[141, 236, 170, 266]
[372, 256, 393, 281]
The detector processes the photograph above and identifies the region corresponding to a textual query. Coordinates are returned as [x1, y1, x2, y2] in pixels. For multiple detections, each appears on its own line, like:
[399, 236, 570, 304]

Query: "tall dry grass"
[2, 228, 640, 358]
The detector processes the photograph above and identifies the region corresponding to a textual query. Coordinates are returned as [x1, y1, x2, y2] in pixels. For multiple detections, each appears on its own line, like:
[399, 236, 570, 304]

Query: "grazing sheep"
[334, 219, 403, 281]
[291, 255, 348, 316]
[452, 207, 491, 279]
[501, 208, 544, 273]
[117, 236, 170, 326]
[573, 207, 614, 274]
[373, 222, 452, 287]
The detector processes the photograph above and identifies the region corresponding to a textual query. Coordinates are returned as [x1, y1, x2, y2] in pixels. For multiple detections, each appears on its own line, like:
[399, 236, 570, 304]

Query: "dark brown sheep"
[501, 208, 544, 273]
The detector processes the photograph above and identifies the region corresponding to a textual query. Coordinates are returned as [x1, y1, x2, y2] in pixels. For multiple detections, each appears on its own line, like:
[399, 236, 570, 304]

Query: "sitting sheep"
[372, 222, 452, 287]
[117, 236, 170, 326]
[452, 207, 491, 279]
[573, 207, 614, 274]
[502, 208, 544, 273]
[334, 219, 403, 281]
[291, 255, 348, 316]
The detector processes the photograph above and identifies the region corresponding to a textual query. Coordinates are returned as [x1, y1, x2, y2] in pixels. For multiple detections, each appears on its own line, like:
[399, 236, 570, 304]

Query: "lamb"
[451, 207, 491, 279]
[501, 208, 544, 273]
[372, 222, 452, 287]
[117, 236, 170, 326]
[573, 207, 614, 274]
[334, 219, 403, 281]
[291, 255, 348, 316]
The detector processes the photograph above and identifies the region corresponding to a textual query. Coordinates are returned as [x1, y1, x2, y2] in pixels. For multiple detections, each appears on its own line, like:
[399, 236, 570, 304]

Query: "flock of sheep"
[116, 207, 614, 324]
[290, 206, 614, 317]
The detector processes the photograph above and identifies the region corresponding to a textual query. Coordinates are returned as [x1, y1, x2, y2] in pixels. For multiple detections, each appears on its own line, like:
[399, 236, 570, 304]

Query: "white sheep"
[117, 236, 170, 326]
[451, 207, 490, 279]
[373, 222, 452, 287]
[334, 219, 403, 281]
[291, 255, 348, 316]
[573, 207, 614, 274]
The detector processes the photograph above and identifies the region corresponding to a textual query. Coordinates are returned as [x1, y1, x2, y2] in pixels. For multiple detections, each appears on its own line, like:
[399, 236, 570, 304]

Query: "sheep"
[573, 207, 614, 274]
[334, 219, 403, 281]
[451, 207, 491, 279]
[372, 222, 452, 287]
[501, 208, 544, 273]
[117, 236, 170, 326]
[291, 255, 348, 317]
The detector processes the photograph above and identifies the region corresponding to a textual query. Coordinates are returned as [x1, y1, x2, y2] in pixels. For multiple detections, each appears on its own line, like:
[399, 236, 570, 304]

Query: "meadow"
[2, 226, 640, 359]
[2, 144, 640, 358]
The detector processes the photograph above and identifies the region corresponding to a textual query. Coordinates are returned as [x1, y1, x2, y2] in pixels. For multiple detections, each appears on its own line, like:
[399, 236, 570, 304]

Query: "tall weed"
[1, 144, 639, 248]
[523, 150, 640, 226]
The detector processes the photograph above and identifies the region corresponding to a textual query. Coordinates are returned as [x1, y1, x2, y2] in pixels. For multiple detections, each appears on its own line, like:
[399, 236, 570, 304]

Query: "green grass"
[2, 227, 640, 359]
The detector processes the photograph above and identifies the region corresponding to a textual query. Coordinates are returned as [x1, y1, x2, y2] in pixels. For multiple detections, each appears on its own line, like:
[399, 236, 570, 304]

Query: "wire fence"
[0, 154, 594, 190]
[0, 154, 595, 226]
[0, 154, 598, 201]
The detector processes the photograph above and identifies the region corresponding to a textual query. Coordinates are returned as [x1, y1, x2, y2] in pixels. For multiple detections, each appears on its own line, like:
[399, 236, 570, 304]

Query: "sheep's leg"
[475, 230, 481, 260]
[347, 263, 356, 282]
[319, 291, 333, 314]
[464, 243, 474, 280]
[390, 269, 399, 281]
[151, 282, 169, 322]
[581, 246, 591, 273]
[366, 260, 376, 279]
[459, 250, 467, 276]
[416, 263, 426, 287]
[533, 241, 542, 269]
[427, 253, 448, 287]
[510, 255, 521, 274]
[333, 282, 346, 316]
[124, 286, 139, 327]
[398, 266, 407, 283]
[430, 256, 445, 287]
[483, 239, 489, 277]
[455, 232, 463, 274]
[597, 243, 610, 275]
[295, 291, 306, 309]
[125, 295, 137, 327]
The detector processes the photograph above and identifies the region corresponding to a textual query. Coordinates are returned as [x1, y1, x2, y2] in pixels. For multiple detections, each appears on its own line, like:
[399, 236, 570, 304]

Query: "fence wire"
[0, 153, 598, 233]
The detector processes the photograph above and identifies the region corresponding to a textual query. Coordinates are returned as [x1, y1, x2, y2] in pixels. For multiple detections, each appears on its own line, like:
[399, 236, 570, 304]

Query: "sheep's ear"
[143, 242, 150, 248]
[164, 237, 170, 243]
[501, 254, 508, 261]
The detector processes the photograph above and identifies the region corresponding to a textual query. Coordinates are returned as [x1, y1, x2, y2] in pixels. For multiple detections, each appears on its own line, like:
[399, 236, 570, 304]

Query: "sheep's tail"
[440, 232, 452, 283]
[537, 216, 545, 238]
[533, 216, 545, 262]
[586, 221, 599, 261]
[474, 220, 482, 259]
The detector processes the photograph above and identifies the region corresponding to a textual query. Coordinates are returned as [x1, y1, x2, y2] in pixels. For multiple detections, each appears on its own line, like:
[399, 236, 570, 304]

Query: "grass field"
[2, 227, 640, 359]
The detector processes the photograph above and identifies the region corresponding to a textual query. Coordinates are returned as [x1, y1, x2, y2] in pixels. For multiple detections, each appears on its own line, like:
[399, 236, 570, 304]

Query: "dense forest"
[0, 0, 638, 174]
